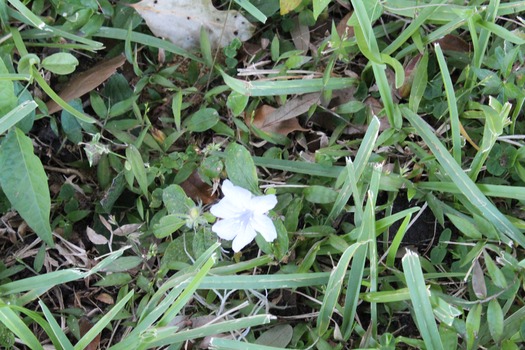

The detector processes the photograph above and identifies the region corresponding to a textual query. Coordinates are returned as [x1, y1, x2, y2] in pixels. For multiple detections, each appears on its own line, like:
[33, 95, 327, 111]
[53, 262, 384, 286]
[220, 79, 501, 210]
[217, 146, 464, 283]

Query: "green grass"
[1, 0, 525, 349]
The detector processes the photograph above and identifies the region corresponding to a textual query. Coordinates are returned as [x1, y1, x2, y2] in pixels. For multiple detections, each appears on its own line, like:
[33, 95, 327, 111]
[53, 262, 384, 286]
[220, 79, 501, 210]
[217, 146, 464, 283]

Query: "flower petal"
[250, 194, 277, 215]
[231, 224, 257, 252]
[210, 197, 245, 219]
[250, 214, 277, 242]
[211, 218, 239, 240]
[222, 180, 253, 206]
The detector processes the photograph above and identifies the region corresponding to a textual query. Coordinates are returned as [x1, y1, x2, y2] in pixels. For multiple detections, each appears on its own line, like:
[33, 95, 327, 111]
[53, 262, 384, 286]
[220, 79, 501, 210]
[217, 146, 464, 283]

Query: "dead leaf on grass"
[398, 54, 422, 98]
[96, 292, 115, 305]
[86, 226, 108, 245]
[46, 55, 126, 114]
[131, 0, 255, 50]
[436, 34, 471, 53]
[180, 170, 216, 205]
[113, 223, 143, 237]
[336, 11, 354, 39]
[79, 317, 101, 350]
[290, 17, 310, 52]
[247, 93, 319, 135]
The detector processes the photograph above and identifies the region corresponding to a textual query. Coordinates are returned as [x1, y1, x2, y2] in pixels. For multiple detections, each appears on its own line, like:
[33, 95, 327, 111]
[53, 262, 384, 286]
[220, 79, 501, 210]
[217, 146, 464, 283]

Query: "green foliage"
[3, 0, 525, 348]
[0, 128, 53, 246]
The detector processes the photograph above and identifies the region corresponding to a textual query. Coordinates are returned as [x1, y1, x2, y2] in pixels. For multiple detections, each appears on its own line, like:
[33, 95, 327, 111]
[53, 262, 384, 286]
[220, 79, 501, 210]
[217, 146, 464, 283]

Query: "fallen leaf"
[113, 223, 143, 236]
[247, 93, 319, 135]
[180, 170, 216, 205]
[336, 11, 354, 39]
[86, 226, 108, 245]
[436, 34, 470, 53]
[290, 17, 310, 52]
[96, 292, 115, 305]
[397, 54, 422, 98]
[131, 0, 255, 50]
[79, 317, 101, 350]
[46, 55, 125, 114]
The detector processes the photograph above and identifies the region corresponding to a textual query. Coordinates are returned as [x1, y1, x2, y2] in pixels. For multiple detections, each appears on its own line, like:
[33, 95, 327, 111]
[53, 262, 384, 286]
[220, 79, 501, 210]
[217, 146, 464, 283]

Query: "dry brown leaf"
[248, 93, 319, 135]
[398, 54, 422, 98]
[113, 223, 143, 237]
[131, 0, 255, 50]
[96, 292, 115, 305]
[336, 11, 354, 38]
[46, 55, 126, 114]
[436, 34, 471, 53]
[79, 317, 102, 350]
[86, 226, 108, 245]
[290, 17, 310, 52]
[180, 170, 216, 205]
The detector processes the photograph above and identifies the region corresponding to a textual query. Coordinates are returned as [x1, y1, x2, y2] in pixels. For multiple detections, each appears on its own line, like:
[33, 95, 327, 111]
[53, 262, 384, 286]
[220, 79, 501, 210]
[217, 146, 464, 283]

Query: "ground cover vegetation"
[1, 0, 525, 348]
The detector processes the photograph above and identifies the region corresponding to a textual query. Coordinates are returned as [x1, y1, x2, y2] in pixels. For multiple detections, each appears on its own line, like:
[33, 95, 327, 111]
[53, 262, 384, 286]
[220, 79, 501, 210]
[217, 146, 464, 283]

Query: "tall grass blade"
[402, 250, 444, 350]
[434, 43, 461, 164]
[402, 106, 525, 247]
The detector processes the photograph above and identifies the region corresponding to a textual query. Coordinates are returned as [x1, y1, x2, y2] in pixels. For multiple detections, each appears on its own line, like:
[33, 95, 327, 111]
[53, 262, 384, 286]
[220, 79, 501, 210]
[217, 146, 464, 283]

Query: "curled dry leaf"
[131, 0, 255, 50]
[86, 226, 108, 245]
[46, 55, 126, 114]
[113, 223, 143, 236]
[247, 93, 319, 136]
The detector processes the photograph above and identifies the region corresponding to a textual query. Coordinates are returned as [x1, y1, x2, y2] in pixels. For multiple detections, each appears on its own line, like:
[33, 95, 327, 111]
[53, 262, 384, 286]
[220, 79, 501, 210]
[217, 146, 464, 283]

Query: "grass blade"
[0, 304, 44, 350]
[402, 250, 444, 350]
[317, 242, 366, 335]
[39, 301, 74, 349]
[74, 290, 134, 350]
[220, 69, 358, 96]
[434, 43, 461, 164]
[402, 106, 525, 248]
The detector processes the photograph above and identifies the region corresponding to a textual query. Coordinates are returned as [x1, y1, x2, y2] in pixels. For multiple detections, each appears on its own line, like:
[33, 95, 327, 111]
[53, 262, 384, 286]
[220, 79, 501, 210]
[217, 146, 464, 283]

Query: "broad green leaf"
[163, 184, 193, 215]
[313, 0, 331, 20]
[483, 250, 507, 288]
[487, 299, 504, 343]
[61, 99, 83, 143]
[446, 214, 482, 239]
[466, 304, 482, 350]
[0, 100, 37, 135]
[125, 144, 149, 196]
[41, 52, 79, 75]
[225, 143, 259, 194]
[184, 108, 219, 132]
[0, 128, 53, 246]
[0, 57, 17, 117]
[304, 185, 337, 204]
[226, 91, 249, 117]
[153, 215, 186, 238]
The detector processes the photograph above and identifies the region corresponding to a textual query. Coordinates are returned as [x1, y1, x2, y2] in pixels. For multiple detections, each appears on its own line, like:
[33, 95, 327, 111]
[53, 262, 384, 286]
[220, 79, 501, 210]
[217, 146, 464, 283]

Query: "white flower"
[210, 180, 277, 252]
